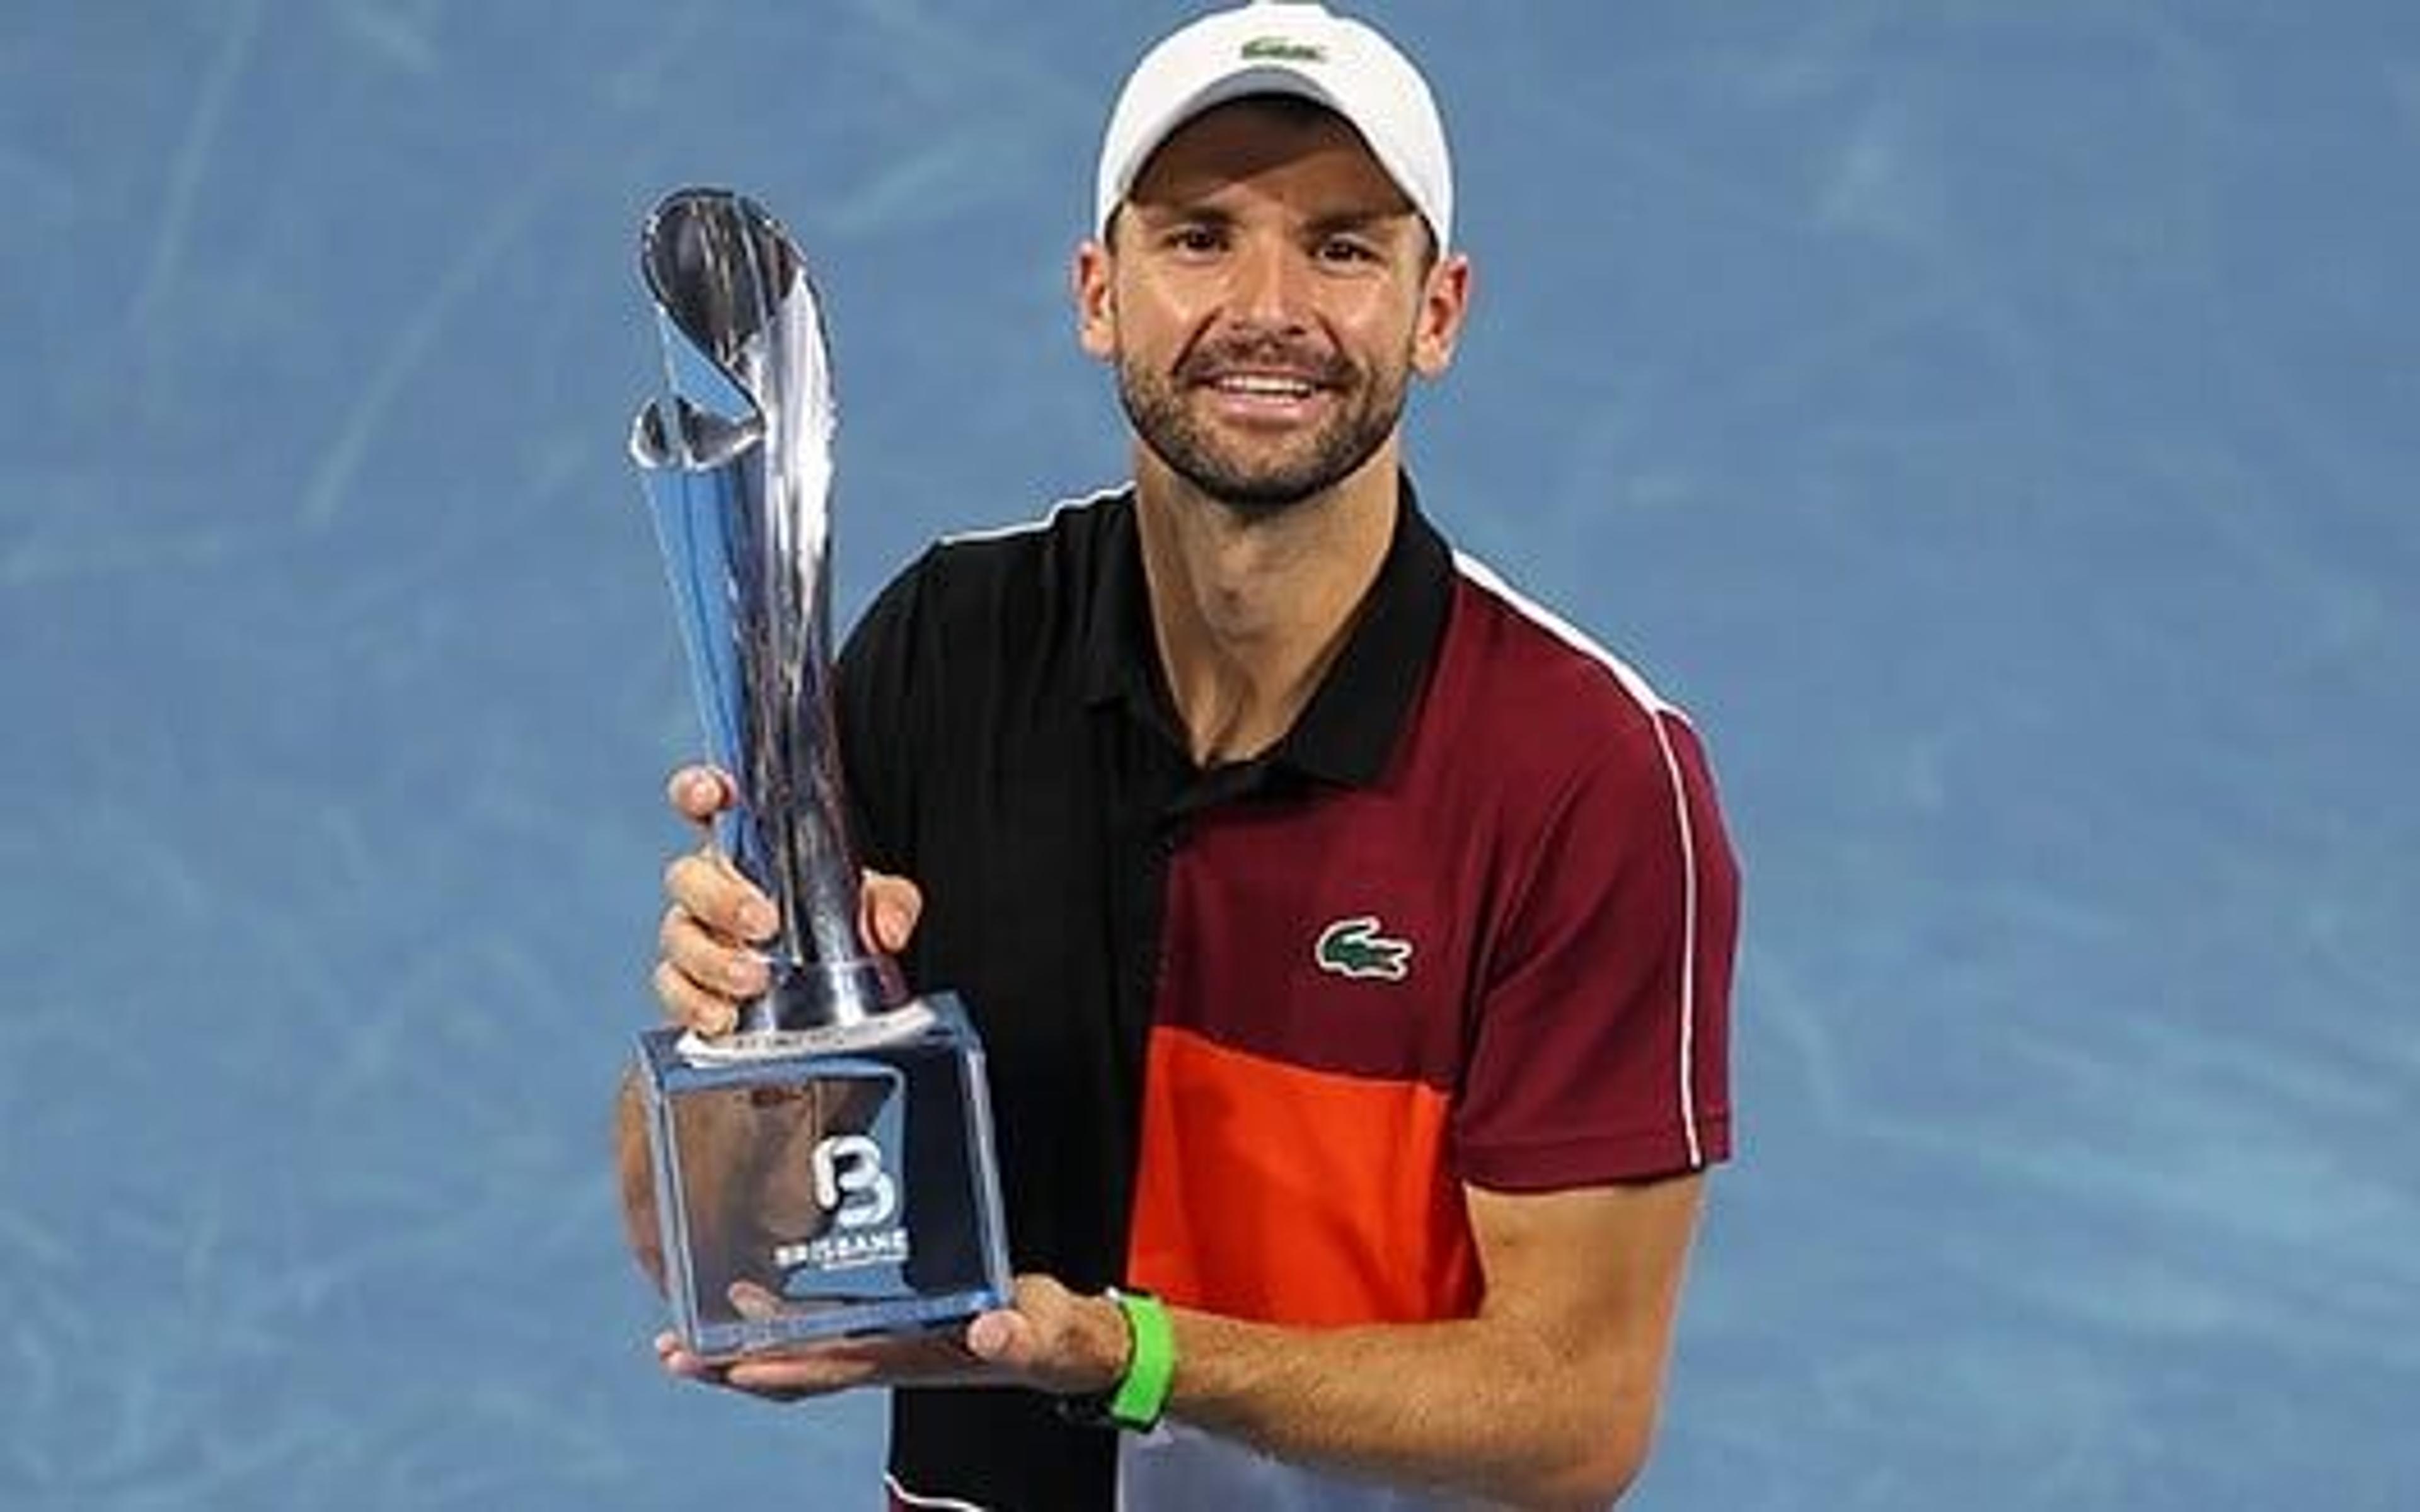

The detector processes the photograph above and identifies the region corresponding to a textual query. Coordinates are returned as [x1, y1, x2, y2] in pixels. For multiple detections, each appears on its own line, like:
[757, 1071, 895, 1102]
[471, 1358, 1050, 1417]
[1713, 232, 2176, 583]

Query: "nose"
[1224, 235, 1311, 335]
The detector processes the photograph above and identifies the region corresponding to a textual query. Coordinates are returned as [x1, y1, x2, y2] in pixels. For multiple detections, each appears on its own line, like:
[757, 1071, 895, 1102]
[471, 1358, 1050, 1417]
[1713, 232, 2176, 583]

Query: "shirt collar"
[1081, 474, 1454, 788]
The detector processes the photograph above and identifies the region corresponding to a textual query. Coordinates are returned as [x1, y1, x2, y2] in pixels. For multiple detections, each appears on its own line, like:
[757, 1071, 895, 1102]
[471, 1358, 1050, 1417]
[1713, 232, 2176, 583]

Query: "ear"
[1073, 238, 1117, 362]
[1410, 251, 1472, 379]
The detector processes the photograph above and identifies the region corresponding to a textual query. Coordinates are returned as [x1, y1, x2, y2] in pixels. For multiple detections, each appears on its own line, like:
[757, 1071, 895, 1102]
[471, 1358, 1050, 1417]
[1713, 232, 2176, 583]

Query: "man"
[630, 4, 1737, 1507]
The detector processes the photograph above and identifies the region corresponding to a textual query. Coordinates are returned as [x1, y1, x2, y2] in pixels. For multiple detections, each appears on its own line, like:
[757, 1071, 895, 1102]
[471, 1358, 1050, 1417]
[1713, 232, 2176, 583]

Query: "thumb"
[965, 1307, 1035, 1367]
[668, 765, 736, 825]
[860, 872, 925, 954]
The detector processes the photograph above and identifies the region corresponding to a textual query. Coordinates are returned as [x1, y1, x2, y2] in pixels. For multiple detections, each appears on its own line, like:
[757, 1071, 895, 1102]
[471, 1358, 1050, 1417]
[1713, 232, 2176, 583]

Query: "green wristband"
[1105, 1288, 1175, 1432]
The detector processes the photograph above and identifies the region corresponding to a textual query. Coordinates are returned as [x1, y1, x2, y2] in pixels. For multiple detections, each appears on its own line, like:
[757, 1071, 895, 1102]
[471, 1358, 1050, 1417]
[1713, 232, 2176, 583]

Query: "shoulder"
[905, 484, 1129, 598]
[1431, 549, 1715, 808]
[848, 484, 1132, 654]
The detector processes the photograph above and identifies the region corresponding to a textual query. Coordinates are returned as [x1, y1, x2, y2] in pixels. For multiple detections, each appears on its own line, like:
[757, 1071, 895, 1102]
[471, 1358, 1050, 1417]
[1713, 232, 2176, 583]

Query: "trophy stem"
[632, 187, 907, 1034]
[742, 954, 906, 1038]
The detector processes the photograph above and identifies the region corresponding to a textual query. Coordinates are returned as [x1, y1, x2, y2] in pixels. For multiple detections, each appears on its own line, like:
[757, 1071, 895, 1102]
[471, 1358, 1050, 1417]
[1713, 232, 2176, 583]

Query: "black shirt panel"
[837, 498, 1175, 1511]
[836, 545, 931, 876]
[839, 502, 1170, 1287]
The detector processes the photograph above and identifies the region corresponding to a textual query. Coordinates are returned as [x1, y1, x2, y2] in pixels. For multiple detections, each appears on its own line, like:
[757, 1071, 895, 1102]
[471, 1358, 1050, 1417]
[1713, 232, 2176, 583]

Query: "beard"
[1114, 335, 1412, 513]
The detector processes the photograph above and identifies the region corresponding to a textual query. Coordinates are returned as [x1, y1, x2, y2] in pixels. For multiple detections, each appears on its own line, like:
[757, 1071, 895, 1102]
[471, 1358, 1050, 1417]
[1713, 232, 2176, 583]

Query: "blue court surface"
[3, 3, 2413, 1507]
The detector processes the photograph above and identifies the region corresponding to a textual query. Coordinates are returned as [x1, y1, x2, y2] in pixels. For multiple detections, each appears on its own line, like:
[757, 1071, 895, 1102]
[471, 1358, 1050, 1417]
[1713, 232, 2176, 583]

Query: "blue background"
[3, 2, 2414, 1507]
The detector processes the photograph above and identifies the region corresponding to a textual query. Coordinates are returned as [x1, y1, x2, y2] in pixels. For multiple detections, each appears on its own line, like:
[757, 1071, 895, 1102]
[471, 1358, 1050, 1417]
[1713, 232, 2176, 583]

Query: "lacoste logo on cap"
[1241, 36, 1327, 64]
[1315, 916, 1412, 982]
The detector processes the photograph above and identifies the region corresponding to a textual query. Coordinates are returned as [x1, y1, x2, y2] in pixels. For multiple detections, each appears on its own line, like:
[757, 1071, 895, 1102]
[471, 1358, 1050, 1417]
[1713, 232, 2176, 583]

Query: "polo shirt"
[834, 479, 1737, 1512]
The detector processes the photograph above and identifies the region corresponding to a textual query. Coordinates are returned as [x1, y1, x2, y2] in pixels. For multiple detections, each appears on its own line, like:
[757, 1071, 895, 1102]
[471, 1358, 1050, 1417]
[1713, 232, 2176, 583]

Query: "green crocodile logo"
[1315, 916, 1412, 982]
[1241, 36, 1328, 65]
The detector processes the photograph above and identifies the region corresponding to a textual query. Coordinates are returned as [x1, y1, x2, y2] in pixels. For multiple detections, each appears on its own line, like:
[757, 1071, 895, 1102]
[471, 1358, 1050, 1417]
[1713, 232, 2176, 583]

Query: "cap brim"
[1103, 65, 1353, 227]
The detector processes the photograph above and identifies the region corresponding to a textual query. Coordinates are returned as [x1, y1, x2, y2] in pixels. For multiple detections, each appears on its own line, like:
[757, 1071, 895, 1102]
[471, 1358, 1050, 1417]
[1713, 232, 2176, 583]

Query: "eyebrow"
[1127, 203, 1415, 238]
[1302, 209, 1414, 238]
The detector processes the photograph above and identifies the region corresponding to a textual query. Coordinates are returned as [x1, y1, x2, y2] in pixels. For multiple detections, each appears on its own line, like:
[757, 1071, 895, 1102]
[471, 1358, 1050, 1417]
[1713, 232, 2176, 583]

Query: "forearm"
[612, 1072, 667, 1289]
[1162, 1306, 1655, 1510]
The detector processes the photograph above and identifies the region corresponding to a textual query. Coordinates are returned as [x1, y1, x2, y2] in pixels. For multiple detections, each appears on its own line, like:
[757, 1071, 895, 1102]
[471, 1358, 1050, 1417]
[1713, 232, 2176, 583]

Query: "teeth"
[1213, 375, 1315, 398]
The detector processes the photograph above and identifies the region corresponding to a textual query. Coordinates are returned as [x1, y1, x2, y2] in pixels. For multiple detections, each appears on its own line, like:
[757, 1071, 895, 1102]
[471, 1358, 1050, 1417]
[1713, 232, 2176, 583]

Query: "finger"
[728, 1280, 787, 1322]
[660, 908, 769, 1002]
[666, 764, 737, 825]
[652, 958, 739, 1037]
[710, 1332, 1000, 1397]
[722, 1351, 882, 1397]
[726, 1327, 981, 1383]
[858, 871, 925, 955]
[654, 1332, 824, 1401]
[666, 852, 780, 944]
[655, 1335, 727, 1384]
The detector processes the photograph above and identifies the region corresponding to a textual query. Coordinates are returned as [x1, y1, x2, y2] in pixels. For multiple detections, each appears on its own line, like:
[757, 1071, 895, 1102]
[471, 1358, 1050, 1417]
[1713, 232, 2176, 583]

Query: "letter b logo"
[812, 1133, 897, 1230]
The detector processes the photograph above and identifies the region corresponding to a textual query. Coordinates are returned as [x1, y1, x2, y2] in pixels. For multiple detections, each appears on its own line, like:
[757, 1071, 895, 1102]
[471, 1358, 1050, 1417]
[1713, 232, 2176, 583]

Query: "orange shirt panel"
[1126, 1026, 1482, 1327]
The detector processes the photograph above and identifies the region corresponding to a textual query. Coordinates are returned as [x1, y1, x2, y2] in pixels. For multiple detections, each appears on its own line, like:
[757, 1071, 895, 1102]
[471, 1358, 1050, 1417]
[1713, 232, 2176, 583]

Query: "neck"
[1132, 440, 1402, 767]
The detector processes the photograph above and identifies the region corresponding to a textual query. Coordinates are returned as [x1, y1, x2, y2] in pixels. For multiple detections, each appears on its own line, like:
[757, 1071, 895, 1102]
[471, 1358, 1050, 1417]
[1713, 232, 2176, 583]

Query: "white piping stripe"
[935, 482, 1129, 546]
[1451, 551, 1707, 1169]
[885, 1472, 994, 1511]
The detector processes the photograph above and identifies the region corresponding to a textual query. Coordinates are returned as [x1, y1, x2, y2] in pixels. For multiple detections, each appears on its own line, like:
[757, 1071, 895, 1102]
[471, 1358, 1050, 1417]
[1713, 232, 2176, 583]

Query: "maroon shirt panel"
[1439, 575, 1736, 1186]
[1151, 569, 1739, 1189]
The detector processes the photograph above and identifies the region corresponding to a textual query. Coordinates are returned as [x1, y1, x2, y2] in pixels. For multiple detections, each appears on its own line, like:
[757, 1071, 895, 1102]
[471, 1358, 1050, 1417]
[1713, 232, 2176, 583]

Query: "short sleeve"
[1453, 709, 1739, 1189]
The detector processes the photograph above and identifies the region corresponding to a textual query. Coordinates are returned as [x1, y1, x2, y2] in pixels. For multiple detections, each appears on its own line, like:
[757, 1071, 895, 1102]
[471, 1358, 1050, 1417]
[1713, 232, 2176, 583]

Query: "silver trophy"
[626, 188, 1010, 1356]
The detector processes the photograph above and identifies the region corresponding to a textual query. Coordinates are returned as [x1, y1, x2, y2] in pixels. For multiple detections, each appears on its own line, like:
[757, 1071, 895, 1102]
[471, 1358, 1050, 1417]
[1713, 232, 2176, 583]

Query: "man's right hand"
[653, 765, 778, 1038]
[650, 764, 925, 1038]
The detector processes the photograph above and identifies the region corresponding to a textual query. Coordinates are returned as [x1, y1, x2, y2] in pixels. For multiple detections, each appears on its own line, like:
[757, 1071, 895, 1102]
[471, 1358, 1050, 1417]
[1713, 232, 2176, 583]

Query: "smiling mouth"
[1204, 372, 1322, 399]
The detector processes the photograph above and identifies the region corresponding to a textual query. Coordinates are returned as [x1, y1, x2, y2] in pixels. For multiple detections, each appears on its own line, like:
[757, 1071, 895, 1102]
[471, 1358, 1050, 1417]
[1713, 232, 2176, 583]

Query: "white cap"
[1095, 1, 1453, 252]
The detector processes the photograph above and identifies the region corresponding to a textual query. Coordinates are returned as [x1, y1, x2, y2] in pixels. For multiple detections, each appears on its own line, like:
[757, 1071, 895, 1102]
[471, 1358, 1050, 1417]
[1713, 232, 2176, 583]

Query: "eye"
[1163, 224, 1227, 255]
[1315, 234, 1382, 266]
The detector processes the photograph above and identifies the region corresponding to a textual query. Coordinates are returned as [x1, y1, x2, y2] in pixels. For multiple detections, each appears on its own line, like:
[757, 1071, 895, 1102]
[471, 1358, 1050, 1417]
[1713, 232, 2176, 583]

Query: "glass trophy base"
[634, 992, 1011, 1360]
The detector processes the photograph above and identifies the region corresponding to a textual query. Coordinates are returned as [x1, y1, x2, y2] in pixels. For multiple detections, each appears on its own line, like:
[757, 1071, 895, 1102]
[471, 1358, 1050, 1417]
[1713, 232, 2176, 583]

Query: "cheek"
[1345, 303, 1428, 374]
[1103, 286, 1197, 362]
[1333, 277, 1425, 338]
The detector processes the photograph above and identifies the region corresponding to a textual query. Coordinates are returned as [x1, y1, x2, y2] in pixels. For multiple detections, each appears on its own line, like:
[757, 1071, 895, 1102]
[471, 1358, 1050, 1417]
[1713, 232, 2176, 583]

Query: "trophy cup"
[626, 188, 1011, 1358]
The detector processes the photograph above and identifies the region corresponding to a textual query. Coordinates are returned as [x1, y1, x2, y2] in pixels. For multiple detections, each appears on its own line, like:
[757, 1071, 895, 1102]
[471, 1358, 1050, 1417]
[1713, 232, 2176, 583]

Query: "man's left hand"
[655, 1273, 1129, 1403]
